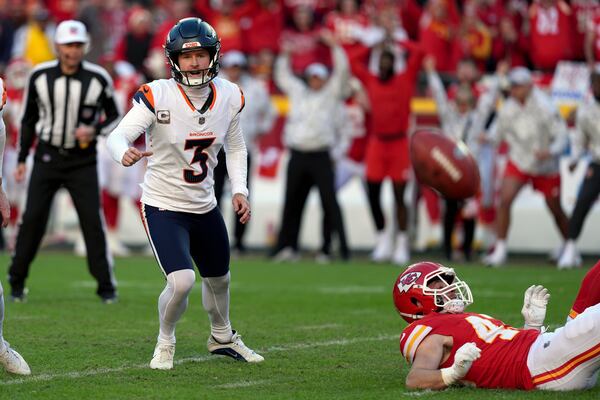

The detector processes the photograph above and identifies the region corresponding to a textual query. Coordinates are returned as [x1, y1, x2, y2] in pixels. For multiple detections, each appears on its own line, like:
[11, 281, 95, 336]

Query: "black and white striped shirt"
[18, 60, 120, 163]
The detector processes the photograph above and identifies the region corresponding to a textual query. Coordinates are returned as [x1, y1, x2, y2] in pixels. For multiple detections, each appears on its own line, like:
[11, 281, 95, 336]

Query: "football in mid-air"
[410, 130, 480, 200]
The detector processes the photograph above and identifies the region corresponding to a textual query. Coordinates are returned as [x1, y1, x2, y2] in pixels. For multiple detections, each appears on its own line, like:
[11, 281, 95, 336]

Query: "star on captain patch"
[157, 110, 170, 124]
[198, 116, 205, 125]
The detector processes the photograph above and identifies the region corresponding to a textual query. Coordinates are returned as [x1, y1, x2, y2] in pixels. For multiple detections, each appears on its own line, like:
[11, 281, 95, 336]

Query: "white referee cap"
[509, 66, 532, 86]
[55, 20, 89, 45]
[221, 50, 247, 68]
[305, 63, 329, 79]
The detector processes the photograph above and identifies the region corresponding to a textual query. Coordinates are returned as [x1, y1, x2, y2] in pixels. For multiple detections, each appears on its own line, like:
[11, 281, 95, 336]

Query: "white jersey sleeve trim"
[402, 325, 433, 364]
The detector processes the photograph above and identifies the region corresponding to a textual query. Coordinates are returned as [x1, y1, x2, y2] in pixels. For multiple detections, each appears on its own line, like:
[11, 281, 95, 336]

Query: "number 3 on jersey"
[183, 138, 215, 183]
[466, 315, 519, 344]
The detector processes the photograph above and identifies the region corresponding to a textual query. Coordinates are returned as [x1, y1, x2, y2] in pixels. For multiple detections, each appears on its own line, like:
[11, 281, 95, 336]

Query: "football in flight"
[410, 130, 480, 200]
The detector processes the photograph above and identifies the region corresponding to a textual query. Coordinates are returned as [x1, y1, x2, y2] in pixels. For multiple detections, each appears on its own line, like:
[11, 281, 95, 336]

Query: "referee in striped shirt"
[8, 20, 120, 303]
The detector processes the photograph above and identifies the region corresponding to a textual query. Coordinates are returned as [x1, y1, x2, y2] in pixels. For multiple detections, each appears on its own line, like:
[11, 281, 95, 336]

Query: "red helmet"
[393, 261, 473, 323]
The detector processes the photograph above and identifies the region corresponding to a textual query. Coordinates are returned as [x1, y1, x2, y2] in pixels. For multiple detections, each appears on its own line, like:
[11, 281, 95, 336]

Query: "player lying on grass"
[394, 260, 600, 390]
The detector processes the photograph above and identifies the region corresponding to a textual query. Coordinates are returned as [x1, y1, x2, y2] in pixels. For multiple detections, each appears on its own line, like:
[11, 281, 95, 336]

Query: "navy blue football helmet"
[164, 18, 221, 86]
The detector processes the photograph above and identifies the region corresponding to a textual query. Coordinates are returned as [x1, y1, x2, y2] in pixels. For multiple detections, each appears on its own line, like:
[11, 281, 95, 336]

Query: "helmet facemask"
[422, 268, 473, 314]
[167, 45, 220, 87]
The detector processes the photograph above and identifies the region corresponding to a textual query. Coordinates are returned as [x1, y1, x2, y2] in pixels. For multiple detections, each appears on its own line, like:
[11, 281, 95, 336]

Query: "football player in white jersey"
[107, 18, 263, 369]
[0, 78, 31, 375]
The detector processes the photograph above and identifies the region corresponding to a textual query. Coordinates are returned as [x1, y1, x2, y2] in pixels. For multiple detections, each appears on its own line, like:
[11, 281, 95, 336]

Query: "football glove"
[440, 342, 481, 386]
[521, 285, 550, 329]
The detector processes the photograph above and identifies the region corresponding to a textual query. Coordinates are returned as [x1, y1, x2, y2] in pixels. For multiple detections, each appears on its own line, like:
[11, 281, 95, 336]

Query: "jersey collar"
[176, 82, 217, 114]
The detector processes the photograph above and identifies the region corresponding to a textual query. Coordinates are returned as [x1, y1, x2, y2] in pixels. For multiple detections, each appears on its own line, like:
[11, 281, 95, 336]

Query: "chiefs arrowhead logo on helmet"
[397, 271, 422, 293]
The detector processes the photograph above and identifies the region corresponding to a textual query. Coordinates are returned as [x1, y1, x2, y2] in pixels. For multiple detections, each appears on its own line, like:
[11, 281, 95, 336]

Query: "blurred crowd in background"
[1, 0, 599, 267]
[2, 0, 599, 82]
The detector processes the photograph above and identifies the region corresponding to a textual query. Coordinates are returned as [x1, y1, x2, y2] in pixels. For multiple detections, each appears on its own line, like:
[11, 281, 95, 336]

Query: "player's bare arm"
[232, 193, 251, 224]
[406, 334, 452, 390]
[121, 147, 153, 167]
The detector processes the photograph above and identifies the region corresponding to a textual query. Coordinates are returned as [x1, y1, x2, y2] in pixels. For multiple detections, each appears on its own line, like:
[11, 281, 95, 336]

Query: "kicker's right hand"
[440, 342, 481, 386]
[121, 147, 153, 167]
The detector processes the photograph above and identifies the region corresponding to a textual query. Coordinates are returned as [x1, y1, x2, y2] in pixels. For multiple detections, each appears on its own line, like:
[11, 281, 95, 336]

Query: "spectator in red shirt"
[492, 12, 529, 67]
[350, 39, 424, 265]
[283, 0, 336, 19]
[239, 0, 284, 55]
[48, 0, 78, 22]
[399, 0, 424, 40]
[280, 5, 330, 74]
[529, 0, 577, 72]
[419, 0, 459, 73]
[146, 0, 193, 79]
[324, 0, 370, 62]
[571, 0, 600, 61]
[454, 3, 492, 72]
[200, 0, 245, 53]
[114, 7, 153, 79]
[585, 5, 600, 66]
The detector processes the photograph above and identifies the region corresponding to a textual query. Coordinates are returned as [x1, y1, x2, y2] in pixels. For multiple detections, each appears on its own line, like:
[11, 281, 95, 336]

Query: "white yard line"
[295, 323, 343, 331]
[71, 281, 161, 290]
[1, 355, 214, 386]
[402, 390, 435, 397]
[0, 334, 398, 386]
[317, 286, 386, 294]
[214, 379, 273, 389]
[7, 315, 48, 321]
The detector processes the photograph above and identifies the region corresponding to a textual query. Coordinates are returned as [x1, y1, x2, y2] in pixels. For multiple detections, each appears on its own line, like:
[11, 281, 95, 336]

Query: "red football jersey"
[571, 0, 600, 60]
[529, 2, 576, 70]
[400, 312, 540, 390]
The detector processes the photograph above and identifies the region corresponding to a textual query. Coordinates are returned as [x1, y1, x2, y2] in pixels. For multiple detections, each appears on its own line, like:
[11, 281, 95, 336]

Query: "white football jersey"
[107, 77, 247, 214]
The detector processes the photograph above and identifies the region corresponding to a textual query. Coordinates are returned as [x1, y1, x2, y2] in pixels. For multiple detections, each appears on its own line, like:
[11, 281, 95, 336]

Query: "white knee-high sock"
[202, 272, 233, 343]
[157, 269, 196, 344]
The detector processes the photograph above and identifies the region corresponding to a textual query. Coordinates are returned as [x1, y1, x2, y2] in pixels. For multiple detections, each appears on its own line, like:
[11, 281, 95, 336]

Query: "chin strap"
[443, 300, 466, 314]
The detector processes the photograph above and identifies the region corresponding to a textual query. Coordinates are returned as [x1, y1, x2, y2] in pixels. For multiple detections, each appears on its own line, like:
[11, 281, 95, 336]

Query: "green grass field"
[0, 252, 598, 399]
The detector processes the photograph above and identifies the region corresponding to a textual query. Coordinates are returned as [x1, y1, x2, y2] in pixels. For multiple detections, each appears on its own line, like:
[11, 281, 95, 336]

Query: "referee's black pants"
[8, 160, 116, 298]
[273, 149, 349, 258]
